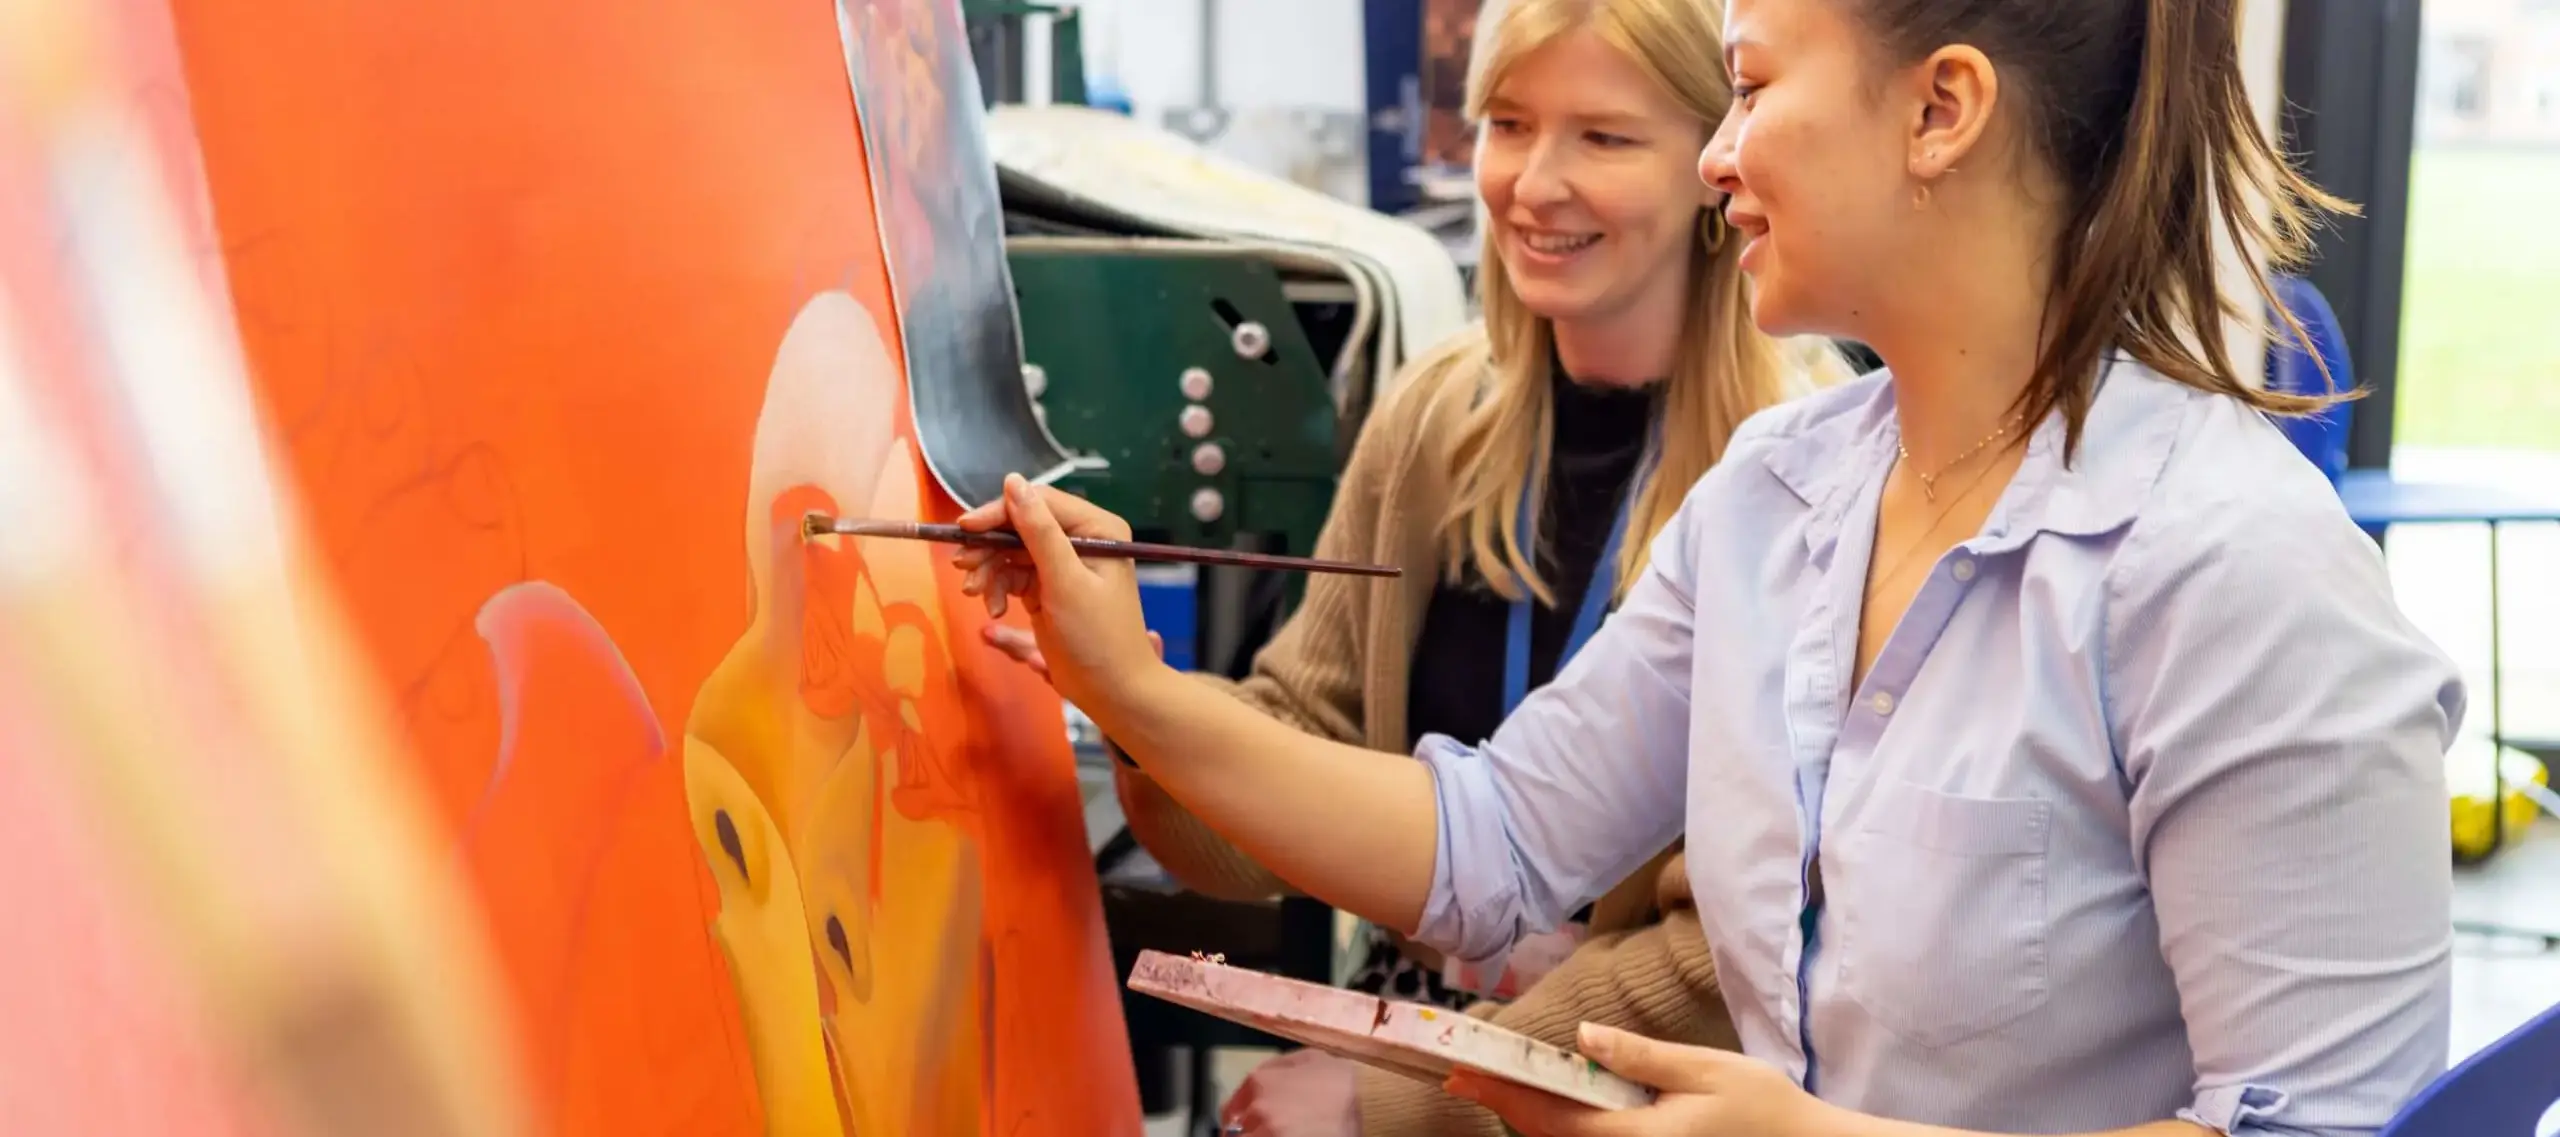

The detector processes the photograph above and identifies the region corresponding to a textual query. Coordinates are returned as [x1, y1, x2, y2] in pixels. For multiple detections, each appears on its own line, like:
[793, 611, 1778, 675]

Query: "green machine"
[997, 184, 1380, 670]
[1013, 242, 1343, 565]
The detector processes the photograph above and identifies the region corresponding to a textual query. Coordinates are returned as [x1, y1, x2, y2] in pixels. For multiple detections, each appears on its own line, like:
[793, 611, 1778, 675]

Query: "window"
[2447, 37, 2491, 118]
[2389, 0, 2560, 758]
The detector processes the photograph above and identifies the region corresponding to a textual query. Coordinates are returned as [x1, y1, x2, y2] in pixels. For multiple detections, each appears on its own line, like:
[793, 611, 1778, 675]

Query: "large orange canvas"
[154, 1, 1144, 1134]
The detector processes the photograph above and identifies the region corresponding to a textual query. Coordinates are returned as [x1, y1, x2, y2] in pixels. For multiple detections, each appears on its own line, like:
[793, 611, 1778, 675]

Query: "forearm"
[1100, 662, 1440, 934]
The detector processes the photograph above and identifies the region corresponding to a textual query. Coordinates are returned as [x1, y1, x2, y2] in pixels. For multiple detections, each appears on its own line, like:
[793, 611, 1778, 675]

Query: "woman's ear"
[1907, 44, 1998, 180]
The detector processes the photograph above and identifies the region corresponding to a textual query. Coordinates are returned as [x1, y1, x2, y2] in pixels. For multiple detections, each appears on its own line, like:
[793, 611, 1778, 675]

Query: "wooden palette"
[1126, 950, 1655, 1111]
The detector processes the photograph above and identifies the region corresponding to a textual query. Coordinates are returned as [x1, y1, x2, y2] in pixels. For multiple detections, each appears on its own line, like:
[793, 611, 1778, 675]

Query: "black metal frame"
[2278, 0, 2425, 471]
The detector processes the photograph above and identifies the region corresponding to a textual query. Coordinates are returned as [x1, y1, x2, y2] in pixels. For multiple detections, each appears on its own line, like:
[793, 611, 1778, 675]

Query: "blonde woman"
[981, 1, 1841, 1132]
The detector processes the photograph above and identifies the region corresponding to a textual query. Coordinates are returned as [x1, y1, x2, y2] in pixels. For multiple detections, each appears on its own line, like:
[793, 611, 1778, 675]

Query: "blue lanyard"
[1502, 474, 1640, 715]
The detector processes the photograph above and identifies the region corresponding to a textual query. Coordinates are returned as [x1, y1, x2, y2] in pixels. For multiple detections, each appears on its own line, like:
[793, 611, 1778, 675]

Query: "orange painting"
[145, 1, 1145, 1134]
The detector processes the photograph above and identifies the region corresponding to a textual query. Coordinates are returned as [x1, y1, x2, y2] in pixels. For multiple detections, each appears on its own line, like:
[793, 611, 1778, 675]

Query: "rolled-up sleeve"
[2108, 493, 2465, 1136]
[1412, 493, 1702, 971]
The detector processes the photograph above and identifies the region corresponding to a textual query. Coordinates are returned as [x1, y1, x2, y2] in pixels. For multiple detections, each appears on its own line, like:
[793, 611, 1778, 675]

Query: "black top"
[1405, 365, 1657, 753]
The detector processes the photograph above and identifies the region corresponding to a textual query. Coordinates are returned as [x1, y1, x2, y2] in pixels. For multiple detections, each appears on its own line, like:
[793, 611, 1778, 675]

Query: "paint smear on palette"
[1127, 950, 1657, 1111]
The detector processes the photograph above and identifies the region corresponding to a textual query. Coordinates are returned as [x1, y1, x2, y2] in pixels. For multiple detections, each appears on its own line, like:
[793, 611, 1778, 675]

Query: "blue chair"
[2381, 999, 2560, 1136]
[2263, 272, 2356, 485]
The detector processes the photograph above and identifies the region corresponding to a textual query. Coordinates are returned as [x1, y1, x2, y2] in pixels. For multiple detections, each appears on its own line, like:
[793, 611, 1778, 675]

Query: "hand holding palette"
[1125, 949, 1656, 1110]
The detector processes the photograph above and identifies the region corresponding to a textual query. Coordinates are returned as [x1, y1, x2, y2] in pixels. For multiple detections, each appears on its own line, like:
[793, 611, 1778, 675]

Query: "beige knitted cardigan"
[1110, 346, 1742, 1135]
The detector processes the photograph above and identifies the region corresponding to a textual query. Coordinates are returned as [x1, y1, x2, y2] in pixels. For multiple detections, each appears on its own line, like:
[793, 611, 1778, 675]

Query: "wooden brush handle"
[818, 519, 1401, 578]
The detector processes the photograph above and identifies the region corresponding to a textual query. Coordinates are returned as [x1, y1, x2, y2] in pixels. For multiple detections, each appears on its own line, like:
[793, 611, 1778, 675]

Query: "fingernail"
[1579, 1023, 1610, 1055]
[1005, 473, 1030, 502]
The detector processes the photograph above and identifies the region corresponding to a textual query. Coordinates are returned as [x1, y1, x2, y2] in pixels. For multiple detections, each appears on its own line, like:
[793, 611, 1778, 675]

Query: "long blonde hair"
[1441, 0, 1805, 606]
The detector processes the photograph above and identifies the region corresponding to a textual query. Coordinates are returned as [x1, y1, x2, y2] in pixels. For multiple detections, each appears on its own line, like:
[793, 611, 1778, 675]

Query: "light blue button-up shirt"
[1414, 359, 2464, 1136]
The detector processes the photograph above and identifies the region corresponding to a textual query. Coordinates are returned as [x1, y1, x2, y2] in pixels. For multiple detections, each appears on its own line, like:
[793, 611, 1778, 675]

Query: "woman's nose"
[1697, 116, 1742, 194]
[1513, 145, 1573, 206]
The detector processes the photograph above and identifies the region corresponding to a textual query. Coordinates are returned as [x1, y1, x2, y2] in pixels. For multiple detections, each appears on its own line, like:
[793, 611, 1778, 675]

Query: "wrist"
[1088, 656, 1187, 761]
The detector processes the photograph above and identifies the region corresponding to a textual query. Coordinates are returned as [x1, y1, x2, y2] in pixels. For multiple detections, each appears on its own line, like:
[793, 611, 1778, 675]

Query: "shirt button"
[1870, 691, 1896, 716]
[1951, 558, 1977, 582]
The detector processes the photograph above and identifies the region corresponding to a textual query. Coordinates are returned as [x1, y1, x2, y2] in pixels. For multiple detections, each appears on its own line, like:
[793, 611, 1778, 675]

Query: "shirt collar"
[1765, 354, 2189, 560]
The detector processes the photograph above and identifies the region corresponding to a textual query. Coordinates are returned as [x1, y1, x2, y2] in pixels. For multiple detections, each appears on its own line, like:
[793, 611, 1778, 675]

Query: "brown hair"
[1848, 0, 2356, 457]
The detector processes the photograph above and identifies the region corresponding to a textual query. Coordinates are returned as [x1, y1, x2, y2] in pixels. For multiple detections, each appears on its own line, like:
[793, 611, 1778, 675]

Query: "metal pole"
[2491, 520, 2507, 854]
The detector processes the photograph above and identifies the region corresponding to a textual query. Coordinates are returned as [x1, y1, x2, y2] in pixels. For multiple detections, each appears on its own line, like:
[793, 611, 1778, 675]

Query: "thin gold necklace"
[1897, 412, 2025, 501]
[1869, 453, 2006, 591]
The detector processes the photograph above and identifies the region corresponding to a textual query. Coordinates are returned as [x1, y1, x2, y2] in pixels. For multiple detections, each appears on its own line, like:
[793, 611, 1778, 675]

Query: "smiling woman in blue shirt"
[948, 0, 2466, 1131]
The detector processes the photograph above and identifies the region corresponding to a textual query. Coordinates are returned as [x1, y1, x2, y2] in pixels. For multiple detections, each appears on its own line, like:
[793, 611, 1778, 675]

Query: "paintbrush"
[803, 514, 1402, 578]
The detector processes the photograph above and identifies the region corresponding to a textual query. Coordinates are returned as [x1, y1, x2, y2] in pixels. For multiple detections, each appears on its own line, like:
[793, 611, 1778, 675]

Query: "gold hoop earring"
[1700, 208, 1729, 252]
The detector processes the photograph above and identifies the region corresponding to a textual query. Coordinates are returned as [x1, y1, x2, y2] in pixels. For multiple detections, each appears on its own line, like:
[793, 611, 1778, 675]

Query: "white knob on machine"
[1192, 442, 1227, 476]
[1231, 321, 1271, 359]
[1180, 405, 1214, 438]
[1190, 487, 1225, 523]
[1022, 362, 1048, 398]
[1180, 367, 1214, 401]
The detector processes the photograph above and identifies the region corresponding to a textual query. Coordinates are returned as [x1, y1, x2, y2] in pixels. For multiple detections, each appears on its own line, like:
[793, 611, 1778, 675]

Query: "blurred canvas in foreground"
[0, 2, 529, 1133]
[0, 145, 281, 1137]
[149, 0, 1145, 1133]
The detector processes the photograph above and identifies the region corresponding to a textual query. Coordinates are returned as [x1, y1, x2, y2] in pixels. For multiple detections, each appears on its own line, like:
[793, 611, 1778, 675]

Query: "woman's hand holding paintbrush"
[956, 476, 1443, 932]
[949, 474, 1186, 717]
[917, 473, 1394, 690]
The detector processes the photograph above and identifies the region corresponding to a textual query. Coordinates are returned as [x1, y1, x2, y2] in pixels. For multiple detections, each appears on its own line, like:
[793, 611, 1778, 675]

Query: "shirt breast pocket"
[1837, 779, 2053, 1048]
